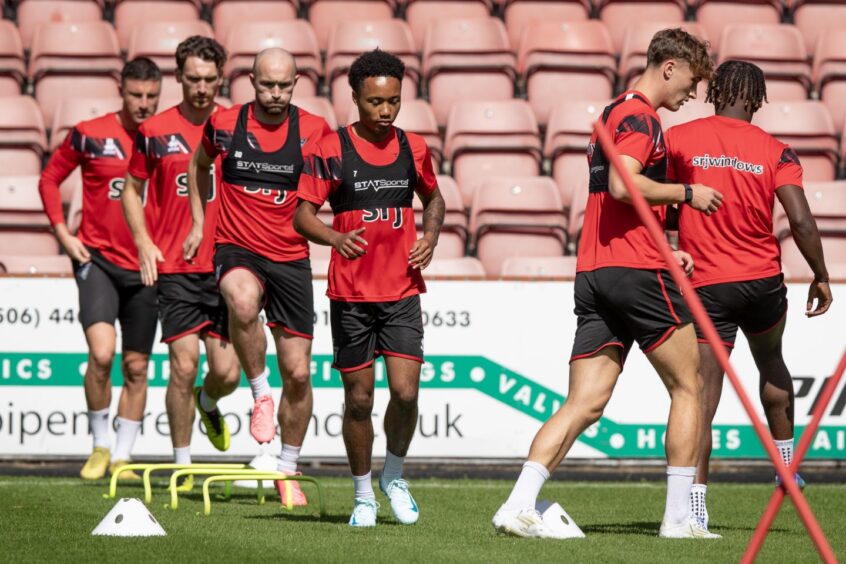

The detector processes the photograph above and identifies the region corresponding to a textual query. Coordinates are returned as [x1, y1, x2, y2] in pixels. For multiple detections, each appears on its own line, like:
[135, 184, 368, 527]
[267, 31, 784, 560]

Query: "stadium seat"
[404, 0, 492, 51]
[0, 21, 26, 96]
[0, 176, 49, 227]
[718, 24, 811, 101]
[0, 96, 48, 176]
[517, 21, 616, 126]
[500, 255, 578, 278]
[309, 240, 332, 261]
[813, 30, 846, 136]
[618, 21, 709, 89]
[50, 97, 123, 152]
[326, 20, 419, 124]
[752, 101, 838, 182]
[544, 99, 609, 210]
[424, 257, 486, 277]
[470, 176, 567, 276]
[29, 22, 122, 125]
[308, 0, 395, 51]
[16, 0, 103, 50]
[502, 0, 590, 49]
[0, 231, 60, 256]
[423, 18, 517, 126]
[0, 254, 72, 274]
[597, 0, 686, 53]
[791, 0, 846, 55]
[411, 175, 467, 258]
[211, 0, 298, 44]
[692, 0, 782, 53]
[444, 100, 542, 206]
[780, 234, 846, 280]
[127, 21, 215, 75]
[657, 97, 713, 130]
[310, 258, 330, 277]
[803, 181, 846, 235]
[114, 0, 200, 51]
[293, 96, 338, 130]
[225, 21, 322, 105]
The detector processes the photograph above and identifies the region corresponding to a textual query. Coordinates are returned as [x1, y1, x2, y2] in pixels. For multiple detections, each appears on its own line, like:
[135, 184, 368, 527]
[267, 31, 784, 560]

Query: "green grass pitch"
[1, 476, 843, 563]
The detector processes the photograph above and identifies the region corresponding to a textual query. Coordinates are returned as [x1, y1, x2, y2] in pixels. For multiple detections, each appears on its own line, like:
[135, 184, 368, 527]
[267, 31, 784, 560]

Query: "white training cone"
[535, 500, 586, 539]
[92, 498, 166, 537]
[233, 453, 277, 489]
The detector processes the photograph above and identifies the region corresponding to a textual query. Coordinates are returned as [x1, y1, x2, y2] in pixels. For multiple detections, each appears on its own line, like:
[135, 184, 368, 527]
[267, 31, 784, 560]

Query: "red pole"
[592, 121, 837, 563]
[743, 348, 846, 562]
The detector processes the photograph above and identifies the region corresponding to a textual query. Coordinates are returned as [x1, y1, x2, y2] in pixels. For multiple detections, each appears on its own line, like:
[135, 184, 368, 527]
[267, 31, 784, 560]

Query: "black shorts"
[330, 295, 424, 373]
[73, 249, 158, 354]
[215, 243, 314, 339]
[157, 273, 228, 343]
[571, 267, 693, 362]
[695, 274, 788, 348]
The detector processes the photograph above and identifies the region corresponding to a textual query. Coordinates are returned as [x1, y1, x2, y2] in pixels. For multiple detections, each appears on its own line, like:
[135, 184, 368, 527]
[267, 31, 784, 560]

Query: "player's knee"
[170, 354, 198, 382]
[221, 364, 242, 393]
[346, 388, 374, 421]
[122, 355, 149, 387]
[87, 346, 115, 376]
[225, 290, 261, 327]
[390, 387, 418, 413]
[281, 363, 311, 391]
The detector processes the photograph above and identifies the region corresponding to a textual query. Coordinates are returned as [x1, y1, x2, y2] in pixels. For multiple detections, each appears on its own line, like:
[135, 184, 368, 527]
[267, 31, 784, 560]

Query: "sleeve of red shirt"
[613, 112, 658, 167]
[201, 113, 220, 158]
[38, 127, 83, 226]
[409, 134, 437, 196]
[127, 127, 154, 180]
[774, 145, 803, 190]
[298, 135, 339, 207]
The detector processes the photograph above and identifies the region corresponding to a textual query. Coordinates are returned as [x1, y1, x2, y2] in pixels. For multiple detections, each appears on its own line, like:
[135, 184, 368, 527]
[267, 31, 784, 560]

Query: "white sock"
[278, 443, 301, 474]
[381, 450, 405, 484]
[88, 408, 111, 450]
[174, 446, 191, 465]
[248, 371, 272, 400]
[690, 483, 707, 526]
[665, 466, 696, 525]
[774, 438, 794, 469]
[199, 389, 218, 412]
[503, 461, 550, 510]
[111, 417, 142, 462]
[353, 472, 376, 500]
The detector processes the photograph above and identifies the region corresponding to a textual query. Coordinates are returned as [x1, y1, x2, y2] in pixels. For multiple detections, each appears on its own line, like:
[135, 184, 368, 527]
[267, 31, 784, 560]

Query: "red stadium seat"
[780, 234, 846, 280]
[618, 21, 709, 89]
[692, 0, 782, 53]
[411, 175, 467, 258]
[752, 100, 838, 182]
[718, 24, 811, 101]
[424, 18, 517, 126]
[444, 100, 541, 206]
[29, 22, 122, 125]
[309, 240, 332, 261]
[127, 21, 214, 74]
[405, 0, 491, 51]
[50, 97, 123, 152]
[0, 21, 26, 96]
[0, 96, 48, 175]
[500, 255, 578, 278]
[0, 254, 72, 274]
[502, 0, 590, 49]
[211, 0, 298, 44]
[326, 20, 419, 124]
[813, 30, 846, 136]
[804, 181, 846, 235]
[470, 176, 567, 276]
[293, 96, 338, 130]
[517, 21, 616, 126]
[17, 0, 102, 50]
[657, 98, 713, 130]
[0, 176, 49, 227]
[544, 99, 609, 210]
[791, 0, 846, 55]
[308, 0, 395, 51]
[114, 0, 200, 51]
[225, 21, 322, 105]
[0, 232, 60, 256]
[597, 0, 686, 53]
[424, 257, 485, 277]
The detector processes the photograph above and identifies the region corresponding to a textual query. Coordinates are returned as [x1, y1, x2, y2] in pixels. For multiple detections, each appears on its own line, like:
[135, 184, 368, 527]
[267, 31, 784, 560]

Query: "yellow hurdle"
[106, 463, 249, 503]
[200, 472, 326, 517]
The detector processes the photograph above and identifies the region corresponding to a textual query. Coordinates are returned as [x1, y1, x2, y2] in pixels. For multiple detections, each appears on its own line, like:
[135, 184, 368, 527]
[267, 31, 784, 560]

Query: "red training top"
[579, 91, 669, 273]
[202, 103, 332, 262]
[39, 112, 148, 270]
[128, 104, 222, 274]
[665, 115, 804, 287]
[298, 126, 438, 302]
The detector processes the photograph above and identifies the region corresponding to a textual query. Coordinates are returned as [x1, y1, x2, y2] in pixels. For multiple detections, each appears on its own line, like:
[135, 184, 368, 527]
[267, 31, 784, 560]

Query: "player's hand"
[672, 250, 694, 277]
[333, 228, 367, 260]
[182, 224, 203, 263]
[138, 239, 164, 287]
[689, 184, 723, 216]
[806, 279, 832, 317]
[409, 235, 436, 270]
[58, 233, 91, 264]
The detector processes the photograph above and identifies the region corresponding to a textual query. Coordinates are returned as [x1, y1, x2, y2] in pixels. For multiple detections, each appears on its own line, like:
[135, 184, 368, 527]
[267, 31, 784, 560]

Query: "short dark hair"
[175, 35, 227, 72]
[121, 57, 161, 84]
[647, 28, 713, 81]
[706, 60, 768, 114]
[348, 49, 405, 94]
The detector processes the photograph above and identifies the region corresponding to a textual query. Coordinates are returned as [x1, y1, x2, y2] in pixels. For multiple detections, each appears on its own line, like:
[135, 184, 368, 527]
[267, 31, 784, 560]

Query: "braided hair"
[706, 60, 767, 114]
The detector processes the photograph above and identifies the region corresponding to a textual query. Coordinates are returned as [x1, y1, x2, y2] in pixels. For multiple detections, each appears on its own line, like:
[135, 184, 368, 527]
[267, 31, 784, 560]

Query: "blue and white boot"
[379, 476, 420, 525]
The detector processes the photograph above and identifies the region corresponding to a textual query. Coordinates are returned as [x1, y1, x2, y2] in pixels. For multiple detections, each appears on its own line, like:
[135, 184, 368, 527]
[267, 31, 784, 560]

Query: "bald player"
[185, 48, 332, 507]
